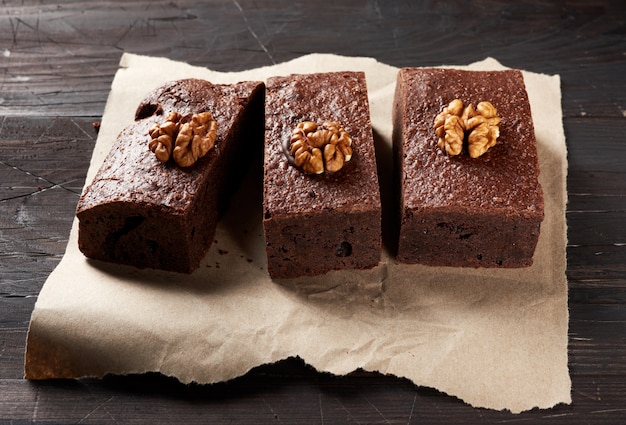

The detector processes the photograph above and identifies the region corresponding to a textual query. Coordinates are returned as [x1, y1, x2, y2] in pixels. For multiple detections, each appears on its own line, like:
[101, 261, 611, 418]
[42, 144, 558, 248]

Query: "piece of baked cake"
[392, 68, 544, 267]
[263, 71, 382, 279]
[76, 78, 265, 273]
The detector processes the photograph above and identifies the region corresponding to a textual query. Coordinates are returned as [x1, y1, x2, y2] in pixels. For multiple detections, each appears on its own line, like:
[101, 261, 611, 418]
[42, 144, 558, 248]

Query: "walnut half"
[433, 99, 501, 158]
[289, 121, 353, 174]
[148, 112, 182, 162]
[149, 111, 218, 167]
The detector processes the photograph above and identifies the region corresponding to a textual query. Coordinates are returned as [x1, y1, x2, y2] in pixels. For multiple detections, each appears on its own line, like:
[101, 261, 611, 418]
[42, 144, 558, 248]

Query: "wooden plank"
[0, 116, 96, 296]
[1, 353, 626, 423]
[1, 1, 624, 117]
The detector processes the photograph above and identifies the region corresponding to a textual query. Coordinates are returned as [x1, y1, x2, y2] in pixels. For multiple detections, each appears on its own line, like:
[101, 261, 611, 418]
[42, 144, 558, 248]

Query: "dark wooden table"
[2, 1, 625, 423]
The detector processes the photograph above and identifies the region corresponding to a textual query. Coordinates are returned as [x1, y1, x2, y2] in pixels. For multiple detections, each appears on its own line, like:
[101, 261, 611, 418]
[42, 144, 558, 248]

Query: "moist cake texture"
[76, 78, 265, 273]
[263, 71, 382, 279]
[393, 68, 544, 267]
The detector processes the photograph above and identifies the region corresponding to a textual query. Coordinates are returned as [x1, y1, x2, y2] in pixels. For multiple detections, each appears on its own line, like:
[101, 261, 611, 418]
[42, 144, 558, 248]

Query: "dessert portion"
[263, 71, 382, 279]
[393, 68, 544, 267]
[76, 78, 265, 273]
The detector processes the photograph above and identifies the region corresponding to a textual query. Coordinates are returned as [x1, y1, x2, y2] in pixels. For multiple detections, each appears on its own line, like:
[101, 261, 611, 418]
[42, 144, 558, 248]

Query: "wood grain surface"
[1, 0, 625, 423]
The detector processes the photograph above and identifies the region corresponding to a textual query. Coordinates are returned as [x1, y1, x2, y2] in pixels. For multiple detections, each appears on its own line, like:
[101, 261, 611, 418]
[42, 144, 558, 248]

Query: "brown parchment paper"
[25, 53, 570, 413]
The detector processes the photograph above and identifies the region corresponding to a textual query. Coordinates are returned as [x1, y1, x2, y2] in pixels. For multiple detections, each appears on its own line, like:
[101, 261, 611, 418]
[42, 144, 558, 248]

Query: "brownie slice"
[76, 78, 265, 273]
[393, 68, 544, 267]
[263, 71, 382, 279]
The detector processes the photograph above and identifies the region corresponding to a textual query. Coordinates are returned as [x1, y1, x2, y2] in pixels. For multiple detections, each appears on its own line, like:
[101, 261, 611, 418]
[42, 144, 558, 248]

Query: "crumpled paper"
[25, 53, 570, 413]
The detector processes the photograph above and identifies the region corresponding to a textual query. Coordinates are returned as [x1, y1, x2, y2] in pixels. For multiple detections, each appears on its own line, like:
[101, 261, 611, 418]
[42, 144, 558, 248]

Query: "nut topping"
[148, 112, 182, 163]
[289, 121, 353, 174]
[173, 112, 218, 167]
[434, 100, 501, 158]
[149, 111, 218, 167]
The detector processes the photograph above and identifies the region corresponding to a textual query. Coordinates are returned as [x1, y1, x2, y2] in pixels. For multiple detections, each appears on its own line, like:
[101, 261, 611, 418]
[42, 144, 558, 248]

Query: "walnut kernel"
[289, 121, 353, 174]
[173, 112, 218, 167]
[149, 112, 182, 163]
[433, 100, 501, 158]
[149, 111, 218, 167]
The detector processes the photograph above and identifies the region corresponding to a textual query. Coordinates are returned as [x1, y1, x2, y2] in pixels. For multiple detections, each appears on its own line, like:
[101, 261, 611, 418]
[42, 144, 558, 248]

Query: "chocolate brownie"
[392, 68, 544, 267]
[76, 78, 265, 273]
[263, 71, 382, 279]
